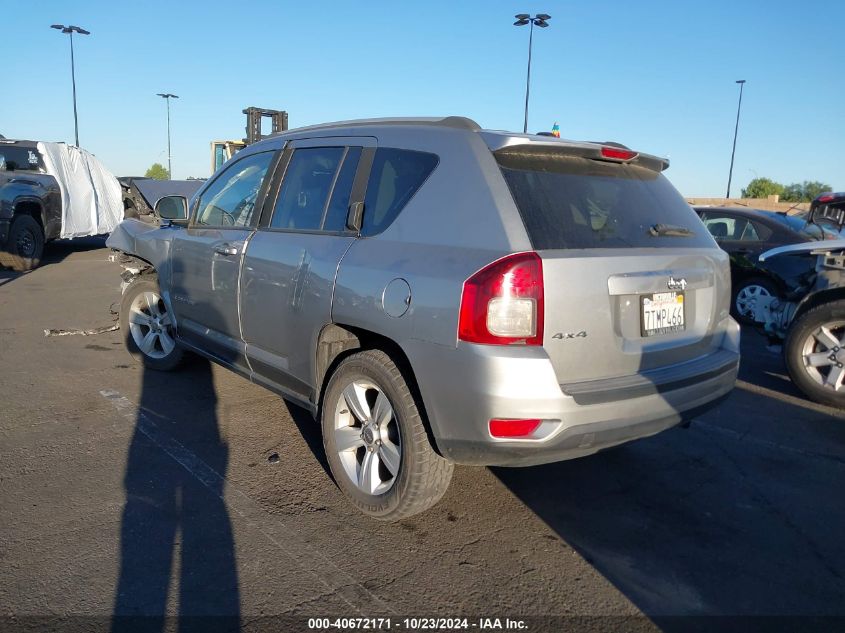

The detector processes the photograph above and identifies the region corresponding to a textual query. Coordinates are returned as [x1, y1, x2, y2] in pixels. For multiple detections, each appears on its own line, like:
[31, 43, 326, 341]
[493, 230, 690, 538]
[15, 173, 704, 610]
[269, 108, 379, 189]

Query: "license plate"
[641, 291, 685, 337]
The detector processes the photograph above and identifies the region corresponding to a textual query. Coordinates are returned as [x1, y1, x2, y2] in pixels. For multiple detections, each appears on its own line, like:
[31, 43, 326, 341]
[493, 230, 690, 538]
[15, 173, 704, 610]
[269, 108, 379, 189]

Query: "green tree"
[741, 177, 785, 199]
[145, 163, 169, 180]
[802, 181, 832, 201]
[781, 180, 833, 202]
[781, 183, 804, 202]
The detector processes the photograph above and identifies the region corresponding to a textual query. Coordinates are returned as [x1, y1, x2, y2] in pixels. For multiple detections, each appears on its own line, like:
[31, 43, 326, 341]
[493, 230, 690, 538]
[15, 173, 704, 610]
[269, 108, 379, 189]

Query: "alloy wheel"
[127, 291, 176, 360]
[333, 380, 402, 495]
[800, 320, 845, 391]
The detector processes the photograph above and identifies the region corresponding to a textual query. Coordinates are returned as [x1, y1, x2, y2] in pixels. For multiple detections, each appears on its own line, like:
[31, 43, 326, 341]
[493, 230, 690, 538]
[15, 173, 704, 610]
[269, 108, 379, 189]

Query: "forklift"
[210, 107, 288, 173]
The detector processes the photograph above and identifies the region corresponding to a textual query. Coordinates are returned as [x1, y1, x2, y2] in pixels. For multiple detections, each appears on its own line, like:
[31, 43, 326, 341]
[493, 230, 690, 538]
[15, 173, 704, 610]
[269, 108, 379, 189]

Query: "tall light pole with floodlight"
[726, 79, 747, 199]
[156, 93, 179, 179]
[51, 24, 90, 147]
[513, 13, 551, 134]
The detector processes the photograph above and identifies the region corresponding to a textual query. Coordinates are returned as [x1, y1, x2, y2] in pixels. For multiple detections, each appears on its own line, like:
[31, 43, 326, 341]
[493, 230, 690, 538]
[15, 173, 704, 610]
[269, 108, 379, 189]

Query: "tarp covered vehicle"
[0, 140, 123, 270]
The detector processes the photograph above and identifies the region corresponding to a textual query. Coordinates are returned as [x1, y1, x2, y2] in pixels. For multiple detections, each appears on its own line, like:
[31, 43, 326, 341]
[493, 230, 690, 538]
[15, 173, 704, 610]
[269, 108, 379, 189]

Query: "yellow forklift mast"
[211, 107, 288, 173]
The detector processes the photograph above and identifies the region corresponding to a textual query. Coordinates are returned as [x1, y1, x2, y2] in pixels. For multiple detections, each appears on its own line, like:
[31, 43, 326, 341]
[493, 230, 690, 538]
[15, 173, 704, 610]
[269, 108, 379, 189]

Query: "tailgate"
[540, 249, 731, 384]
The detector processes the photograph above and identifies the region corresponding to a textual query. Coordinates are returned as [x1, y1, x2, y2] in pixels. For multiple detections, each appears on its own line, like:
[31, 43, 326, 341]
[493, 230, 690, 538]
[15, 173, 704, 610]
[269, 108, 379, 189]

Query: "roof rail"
[280, 116, 481, 135]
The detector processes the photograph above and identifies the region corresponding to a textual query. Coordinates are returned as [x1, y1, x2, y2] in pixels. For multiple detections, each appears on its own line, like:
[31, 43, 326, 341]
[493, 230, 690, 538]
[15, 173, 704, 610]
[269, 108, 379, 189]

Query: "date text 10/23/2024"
[307, 617, 529, 631]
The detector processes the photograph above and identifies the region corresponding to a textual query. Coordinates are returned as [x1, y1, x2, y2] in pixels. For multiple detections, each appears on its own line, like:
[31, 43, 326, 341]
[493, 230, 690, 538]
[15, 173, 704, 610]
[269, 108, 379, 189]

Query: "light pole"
[726, 79, 747, 199]
[156, 93, 179, 179]
[514, 13, 551, 134]
[51, 24, 90, 147]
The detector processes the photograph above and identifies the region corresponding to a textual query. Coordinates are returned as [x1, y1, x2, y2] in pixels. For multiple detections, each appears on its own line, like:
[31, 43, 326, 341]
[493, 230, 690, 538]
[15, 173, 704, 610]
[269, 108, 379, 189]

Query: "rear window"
[496, 149, 713, 250]
[0, 146, 43, 172]
[771, 214, 836, 241]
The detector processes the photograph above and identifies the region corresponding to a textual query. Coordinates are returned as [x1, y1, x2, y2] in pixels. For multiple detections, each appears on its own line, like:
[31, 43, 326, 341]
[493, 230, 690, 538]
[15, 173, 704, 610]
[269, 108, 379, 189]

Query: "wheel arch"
[315, 323, 444, 456]
[12, 198, 46, 231]
[793, 288, 845, 325]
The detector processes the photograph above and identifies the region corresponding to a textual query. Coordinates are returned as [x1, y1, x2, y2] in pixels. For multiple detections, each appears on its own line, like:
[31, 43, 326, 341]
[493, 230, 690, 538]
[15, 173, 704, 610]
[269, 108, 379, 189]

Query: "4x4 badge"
[552, 331, 587, 339]
[667, 276, 688, 290]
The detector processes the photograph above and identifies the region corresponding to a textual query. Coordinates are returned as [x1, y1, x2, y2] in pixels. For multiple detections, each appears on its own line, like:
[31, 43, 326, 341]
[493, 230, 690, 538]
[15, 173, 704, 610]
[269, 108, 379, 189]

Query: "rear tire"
[119, 276, 184, 371]
[321, 349, 453, 521]
[732, 277, 778, 324]
[785, 300, 845, 409]
[0, 215, 44, 271]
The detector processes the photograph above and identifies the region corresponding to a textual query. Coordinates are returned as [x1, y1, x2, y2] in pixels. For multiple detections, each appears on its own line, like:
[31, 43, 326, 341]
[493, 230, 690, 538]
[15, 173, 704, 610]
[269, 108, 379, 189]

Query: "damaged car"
[107, 116, 739, 519]
[754, 238, 845, 408]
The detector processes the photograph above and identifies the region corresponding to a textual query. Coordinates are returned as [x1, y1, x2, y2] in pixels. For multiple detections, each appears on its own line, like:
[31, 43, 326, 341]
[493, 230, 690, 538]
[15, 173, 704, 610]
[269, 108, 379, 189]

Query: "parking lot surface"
[1, 239, 844, 631]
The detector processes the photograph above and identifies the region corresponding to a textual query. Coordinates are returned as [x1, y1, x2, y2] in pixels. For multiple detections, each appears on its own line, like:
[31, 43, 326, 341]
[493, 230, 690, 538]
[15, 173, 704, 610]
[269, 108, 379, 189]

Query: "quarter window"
[739, 221, 761, 241]
[361, 149, 438, 236]
[195, 151, 274, 227]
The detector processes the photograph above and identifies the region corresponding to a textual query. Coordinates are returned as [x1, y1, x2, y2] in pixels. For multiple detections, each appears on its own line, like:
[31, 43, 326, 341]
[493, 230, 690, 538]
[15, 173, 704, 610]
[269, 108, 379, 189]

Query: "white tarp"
[37, 142, 123, 238]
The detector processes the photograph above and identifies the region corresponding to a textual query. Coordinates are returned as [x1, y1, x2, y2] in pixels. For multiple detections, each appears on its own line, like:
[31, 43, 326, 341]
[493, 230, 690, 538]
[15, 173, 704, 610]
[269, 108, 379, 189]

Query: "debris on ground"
[44, 324, 119, 337]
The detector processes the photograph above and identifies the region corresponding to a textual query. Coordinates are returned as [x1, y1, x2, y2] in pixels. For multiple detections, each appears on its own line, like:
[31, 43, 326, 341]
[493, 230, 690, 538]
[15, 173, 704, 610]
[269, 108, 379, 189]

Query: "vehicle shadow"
[736, 324, 806, 396]
[112, 353, 240, 632]
[0, 235, 108, 286]
[284, 399, 332, 479]
[491, 343, 845, 628]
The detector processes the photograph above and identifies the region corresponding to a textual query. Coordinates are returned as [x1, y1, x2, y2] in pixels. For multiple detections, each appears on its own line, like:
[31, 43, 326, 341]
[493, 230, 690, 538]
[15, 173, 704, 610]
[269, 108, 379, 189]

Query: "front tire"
[785, 300, 845, 408]
[321, 349, 453, 521]
[119, 276, 184, 371]
[0, 215, 44, 271]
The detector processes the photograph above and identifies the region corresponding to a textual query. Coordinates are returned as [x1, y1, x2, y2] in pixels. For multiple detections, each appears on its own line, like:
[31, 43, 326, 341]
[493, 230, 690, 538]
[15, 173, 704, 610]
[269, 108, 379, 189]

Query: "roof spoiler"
[493, 143, 669, 172]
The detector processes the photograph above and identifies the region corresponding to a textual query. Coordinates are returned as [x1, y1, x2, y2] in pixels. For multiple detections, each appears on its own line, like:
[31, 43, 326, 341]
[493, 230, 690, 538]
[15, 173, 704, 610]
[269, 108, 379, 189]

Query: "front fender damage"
[106, 219, 179, 330]
[106, 219, 177, 288]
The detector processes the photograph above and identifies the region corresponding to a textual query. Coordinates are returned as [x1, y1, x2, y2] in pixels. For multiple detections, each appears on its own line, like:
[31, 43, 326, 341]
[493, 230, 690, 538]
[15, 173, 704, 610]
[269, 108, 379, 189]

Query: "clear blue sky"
[4, 0, 843, 196]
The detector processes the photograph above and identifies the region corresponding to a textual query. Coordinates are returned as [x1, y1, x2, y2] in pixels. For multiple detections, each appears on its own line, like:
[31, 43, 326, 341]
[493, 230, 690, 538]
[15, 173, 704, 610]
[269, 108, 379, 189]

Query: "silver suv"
[107, 116, 740, 520]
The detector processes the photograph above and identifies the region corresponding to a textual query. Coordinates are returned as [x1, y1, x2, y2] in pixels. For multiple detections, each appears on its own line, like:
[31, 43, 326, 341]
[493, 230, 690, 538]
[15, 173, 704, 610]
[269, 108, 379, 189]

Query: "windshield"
[495, 148, 713, 250]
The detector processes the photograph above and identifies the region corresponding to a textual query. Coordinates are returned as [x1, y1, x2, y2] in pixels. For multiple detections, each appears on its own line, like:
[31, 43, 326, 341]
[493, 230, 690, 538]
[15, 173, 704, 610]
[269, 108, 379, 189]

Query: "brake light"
[489, 418, 542, 438]
[600, 146, 638, 161]
[817, 194, 834, 203]
[458, 252, 544, 345]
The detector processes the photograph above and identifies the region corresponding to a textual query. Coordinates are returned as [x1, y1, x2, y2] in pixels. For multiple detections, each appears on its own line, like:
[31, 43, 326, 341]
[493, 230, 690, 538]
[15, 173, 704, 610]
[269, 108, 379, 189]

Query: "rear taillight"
[458, 252, 544, 345]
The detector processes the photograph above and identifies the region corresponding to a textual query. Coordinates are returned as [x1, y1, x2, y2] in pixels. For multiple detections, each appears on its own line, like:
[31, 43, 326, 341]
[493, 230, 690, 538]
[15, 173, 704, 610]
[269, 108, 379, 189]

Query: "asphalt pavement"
[1, 238, 843, 633]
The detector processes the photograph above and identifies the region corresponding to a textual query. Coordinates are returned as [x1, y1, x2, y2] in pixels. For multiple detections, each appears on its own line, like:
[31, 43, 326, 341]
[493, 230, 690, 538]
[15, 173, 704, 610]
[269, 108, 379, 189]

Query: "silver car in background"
[107, 116, 740, 520]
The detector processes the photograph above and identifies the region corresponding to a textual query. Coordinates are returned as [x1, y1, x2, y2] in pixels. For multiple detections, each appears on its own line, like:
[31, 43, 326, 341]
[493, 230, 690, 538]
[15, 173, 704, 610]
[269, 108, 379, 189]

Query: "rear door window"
[322, 147, 362, 232]
[496, 149, 712, 250]
[702, 215, 743, 240]
[270, 147, 344, 231]
[361, 148, 438, 236]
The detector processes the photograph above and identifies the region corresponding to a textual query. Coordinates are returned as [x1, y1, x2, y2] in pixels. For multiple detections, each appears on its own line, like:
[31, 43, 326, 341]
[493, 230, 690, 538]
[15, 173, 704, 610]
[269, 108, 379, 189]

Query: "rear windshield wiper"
[649, 223, 693, 237]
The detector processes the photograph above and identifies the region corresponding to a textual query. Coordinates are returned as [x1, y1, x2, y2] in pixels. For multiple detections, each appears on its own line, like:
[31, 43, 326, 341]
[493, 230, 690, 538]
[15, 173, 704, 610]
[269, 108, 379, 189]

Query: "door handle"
[214, 244, 239, 256]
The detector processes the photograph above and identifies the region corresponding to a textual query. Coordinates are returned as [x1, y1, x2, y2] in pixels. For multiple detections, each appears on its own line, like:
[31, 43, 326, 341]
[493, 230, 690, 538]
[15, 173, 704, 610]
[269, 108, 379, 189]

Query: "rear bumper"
[406, 321, 740, 467]
[435, 363, 735, 466]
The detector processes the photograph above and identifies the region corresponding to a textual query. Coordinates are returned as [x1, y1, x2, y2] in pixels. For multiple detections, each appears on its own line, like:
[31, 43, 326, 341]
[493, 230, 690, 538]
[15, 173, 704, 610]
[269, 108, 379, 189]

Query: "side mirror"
[154, 195, 188, 221]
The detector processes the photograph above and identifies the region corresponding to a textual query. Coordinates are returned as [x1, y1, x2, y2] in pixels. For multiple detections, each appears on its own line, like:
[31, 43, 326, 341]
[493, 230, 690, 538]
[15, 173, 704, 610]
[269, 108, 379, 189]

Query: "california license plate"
[641, 291, 685, 337]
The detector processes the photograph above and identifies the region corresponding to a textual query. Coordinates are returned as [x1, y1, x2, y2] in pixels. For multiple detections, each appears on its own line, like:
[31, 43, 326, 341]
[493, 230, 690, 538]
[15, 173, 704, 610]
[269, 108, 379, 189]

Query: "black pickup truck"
[0, 140, 62, 270]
